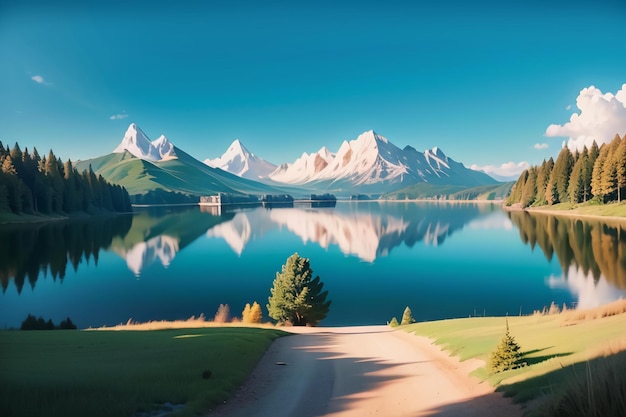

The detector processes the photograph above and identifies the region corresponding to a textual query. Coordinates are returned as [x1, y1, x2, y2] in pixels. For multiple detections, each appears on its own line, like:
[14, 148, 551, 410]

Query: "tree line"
[0, 141, 132, 215]
[506, 134, 626, 208]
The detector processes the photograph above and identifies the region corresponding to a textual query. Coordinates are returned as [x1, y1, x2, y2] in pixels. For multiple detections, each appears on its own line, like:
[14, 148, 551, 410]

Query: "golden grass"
[89, 314, 278, 331]
[561, 298, 626, 324]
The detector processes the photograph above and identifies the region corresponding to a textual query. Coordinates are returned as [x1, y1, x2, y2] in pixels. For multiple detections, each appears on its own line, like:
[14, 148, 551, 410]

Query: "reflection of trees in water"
[508, 211, 626, 289]
[0, 215, 133, 294]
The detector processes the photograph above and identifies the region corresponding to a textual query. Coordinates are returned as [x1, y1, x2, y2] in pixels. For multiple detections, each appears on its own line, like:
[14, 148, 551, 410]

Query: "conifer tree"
[521, 166, 537, 207]
[489, 319, 523, 373]
[592, 144, 609, 202]
[401, 306, 415, 325]
[267, 252, 330, 326]
[242, 301, 263, 323]
[389, 317, 399, 327]
[552, 147, 574, 204]
[534, 159, 552, 205]
[615, 137, 626, 202]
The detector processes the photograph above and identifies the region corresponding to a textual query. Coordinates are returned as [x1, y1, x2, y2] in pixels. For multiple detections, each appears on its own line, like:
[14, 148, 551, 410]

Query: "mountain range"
[76, 123, 506, 202]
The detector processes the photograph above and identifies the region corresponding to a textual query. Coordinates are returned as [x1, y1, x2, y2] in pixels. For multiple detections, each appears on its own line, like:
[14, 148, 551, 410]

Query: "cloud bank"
[470, 161, 530, 181]
[546, 84, 626, 151]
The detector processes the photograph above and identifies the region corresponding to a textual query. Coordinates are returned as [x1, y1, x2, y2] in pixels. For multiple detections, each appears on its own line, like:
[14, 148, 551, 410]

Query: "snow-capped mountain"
[206, 130, 496, 192]
[204, 139, 277, 180]
[269, 146, 335, 184]
[113, 123, 177, 161]
[268, 130, 496, 191]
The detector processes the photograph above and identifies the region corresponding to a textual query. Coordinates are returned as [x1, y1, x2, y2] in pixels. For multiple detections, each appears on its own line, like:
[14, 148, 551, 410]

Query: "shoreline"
[502, 203, 626, 224]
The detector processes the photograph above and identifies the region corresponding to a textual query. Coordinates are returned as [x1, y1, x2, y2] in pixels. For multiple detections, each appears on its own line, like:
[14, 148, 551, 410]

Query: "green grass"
[528, 200, 626, 218]
[403, 311, 626, 404]
[0, 327, 286, 417]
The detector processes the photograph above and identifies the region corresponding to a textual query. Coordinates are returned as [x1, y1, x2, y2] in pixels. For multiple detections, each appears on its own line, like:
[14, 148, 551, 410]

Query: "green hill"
[75, 150, 285, 202]
[380, 181, 513, 200]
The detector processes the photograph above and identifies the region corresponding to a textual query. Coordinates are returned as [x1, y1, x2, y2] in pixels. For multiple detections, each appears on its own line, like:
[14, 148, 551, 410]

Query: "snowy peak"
[205, 139, 277, 180]
[112, 123, 178, 162]
[424, 146, 450, 170]
[269, 146, 336, 184]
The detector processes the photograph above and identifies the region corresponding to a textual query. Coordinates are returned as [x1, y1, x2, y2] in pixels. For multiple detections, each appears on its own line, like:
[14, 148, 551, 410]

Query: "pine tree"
[267, 252, 331, 326]
[389, 317, 399, 327]
[401, 306, 415, 325]
[521, 166, 537, 208]
[552, 147, 574, 204]
[615, 137, 626, 202]
[489, 319, 523, 373]
[592, 144, 609, 202]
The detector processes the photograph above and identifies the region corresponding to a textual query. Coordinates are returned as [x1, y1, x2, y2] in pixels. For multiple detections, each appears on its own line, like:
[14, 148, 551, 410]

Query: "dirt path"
[209, 326, 522, 417]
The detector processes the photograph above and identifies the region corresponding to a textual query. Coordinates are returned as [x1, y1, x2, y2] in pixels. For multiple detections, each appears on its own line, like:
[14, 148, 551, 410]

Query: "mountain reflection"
[0, 215, 133, 293]
[206, 202, 493, 262]
[111, 207, 232, 276]
[508, 211, 626, 302]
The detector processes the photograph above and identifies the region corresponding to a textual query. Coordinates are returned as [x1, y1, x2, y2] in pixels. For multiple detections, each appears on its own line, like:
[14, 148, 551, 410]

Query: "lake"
[2, 202, 626, 329]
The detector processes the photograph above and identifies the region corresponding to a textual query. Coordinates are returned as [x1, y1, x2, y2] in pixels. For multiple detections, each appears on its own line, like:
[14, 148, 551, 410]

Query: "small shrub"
[401, 306, 415, 325]
[213, 304, 230, 323]
[489, 318, 524, 373]
[242, 301, 263, 324]
[389, 317, 399, 327]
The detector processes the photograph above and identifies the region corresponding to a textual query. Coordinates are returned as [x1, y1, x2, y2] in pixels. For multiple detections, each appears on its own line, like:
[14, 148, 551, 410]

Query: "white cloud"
[546, 84, 626, 151]
[110, 113, 129, 120]
[31, 75, 46, 84]
[566, 104, 572, 110]
[533, 143, 548, 150]
[470, 161, 530, 181]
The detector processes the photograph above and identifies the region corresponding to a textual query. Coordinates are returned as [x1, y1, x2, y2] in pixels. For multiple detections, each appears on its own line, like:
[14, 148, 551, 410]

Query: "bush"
[213, 304, 230, 323]
[20, 314, 76, 330]
[242, 301, 263, 324]
[401, 306, 415, 325]
[489, 319, 523, 373]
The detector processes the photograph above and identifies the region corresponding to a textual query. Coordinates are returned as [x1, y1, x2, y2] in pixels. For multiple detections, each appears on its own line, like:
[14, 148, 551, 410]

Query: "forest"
[0, 142, 131, 215]
[506, 134, 626, 208]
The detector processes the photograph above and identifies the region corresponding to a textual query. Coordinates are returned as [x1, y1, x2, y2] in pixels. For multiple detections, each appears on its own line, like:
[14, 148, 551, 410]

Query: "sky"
[1, 0, 625, 179]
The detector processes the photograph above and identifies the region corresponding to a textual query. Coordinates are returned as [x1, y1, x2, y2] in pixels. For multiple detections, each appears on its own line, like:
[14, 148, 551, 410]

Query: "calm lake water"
[2, 202, 626, 328]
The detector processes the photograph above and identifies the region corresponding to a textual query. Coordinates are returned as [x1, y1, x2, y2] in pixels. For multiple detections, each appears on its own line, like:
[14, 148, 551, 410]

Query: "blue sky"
[1, 0, 625, 178]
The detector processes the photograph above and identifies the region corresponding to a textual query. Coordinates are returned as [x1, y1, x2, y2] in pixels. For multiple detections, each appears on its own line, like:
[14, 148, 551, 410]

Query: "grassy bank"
[505, 200, 626, 221]
[0, 327, 285, 417]
[403, 300, 626, 415]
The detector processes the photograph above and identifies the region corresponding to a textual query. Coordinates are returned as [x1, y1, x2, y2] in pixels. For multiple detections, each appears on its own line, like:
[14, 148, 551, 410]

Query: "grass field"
[403, 300, 626, 415]
[524, 200, 626, 219]
[0, 327, 285, 417]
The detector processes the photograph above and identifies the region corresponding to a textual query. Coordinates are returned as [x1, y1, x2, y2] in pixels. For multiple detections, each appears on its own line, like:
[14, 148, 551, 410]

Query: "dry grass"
[89, 314, 278, 331]
[561, 298, 626, 325]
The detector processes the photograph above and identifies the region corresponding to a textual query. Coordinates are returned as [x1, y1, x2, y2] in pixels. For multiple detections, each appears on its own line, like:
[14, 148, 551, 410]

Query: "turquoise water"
[2, 202, 625, 328]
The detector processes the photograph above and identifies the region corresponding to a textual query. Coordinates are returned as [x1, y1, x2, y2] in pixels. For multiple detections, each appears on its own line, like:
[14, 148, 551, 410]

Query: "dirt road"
[209, 326, 522, 417]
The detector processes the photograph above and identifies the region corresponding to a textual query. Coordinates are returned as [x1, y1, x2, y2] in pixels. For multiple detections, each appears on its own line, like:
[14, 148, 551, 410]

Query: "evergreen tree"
[267, 252, 331, 326]
[401, 306, 415, 325]
[521, 166, 537, 208]
[568, 148, 587, 204]
[489, 319, 523, 373]
[615, 137, 626, 202]
[552, 147, 575, 204]
[389, 317, 399, 327]
[506, 169, 528, 205]
[592, 144, 609, 202]
[534, 159, 553, 205]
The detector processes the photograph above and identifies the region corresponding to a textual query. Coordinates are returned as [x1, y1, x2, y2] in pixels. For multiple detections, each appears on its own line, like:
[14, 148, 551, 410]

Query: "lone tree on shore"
[489, 318, 524, 373]
[267, 252, 331, 326]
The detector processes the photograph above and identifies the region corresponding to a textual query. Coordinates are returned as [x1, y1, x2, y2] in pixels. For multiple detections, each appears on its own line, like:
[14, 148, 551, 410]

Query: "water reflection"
[508, 211, 626, 305]
[111, 207, 232, 276]
[206, 202, 493, 262]
[0, 215, 133, 293]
